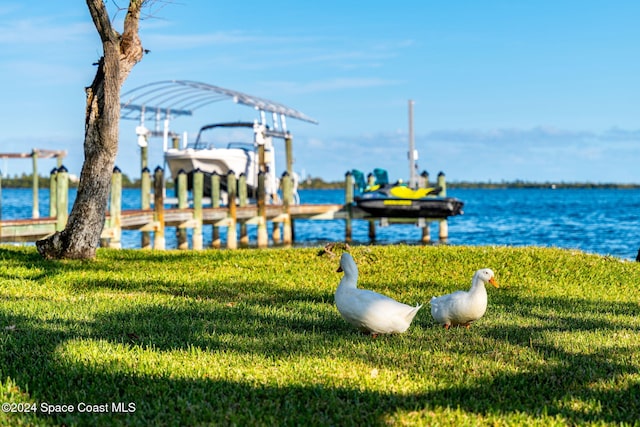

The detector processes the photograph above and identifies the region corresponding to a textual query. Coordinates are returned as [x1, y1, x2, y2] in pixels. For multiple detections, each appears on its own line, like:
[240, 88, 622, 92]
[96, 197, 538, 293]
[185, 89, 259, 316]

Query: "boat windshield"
[189, 123, 254, 150]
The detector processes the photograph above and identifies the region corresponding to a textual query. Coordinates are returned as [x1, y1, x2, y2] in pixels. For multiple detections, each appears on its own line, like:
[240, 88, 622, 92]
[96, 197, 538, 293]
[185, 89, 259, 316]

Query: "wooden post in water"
[366, 172, 377, 240]
[140, 143, 148, 171]
[345, 171, 353, 243]
[211, 173, 221, 248]
[281, 172, 293, 245]
[192, 170, 204, 250]
[141, 167, 151, 249]
[437, 171, 448, 241]
[109, 167, 122, 249]
[238, 173, 249, 246]
[271, 174, 282, 244]
[31, 149, 39, 219]
[153, 166, 166, 250]
[285, 133, 294, 176]
[49, 168, 57, 218]
[272, 215, 282, 244]
[257, 171, 268, 248]
[226, 171, 238, 249]
[419, 170, 431, 243]
[368, 219, 376, 242]
[55, 166, 69, 232]
[176, 170, 188, 250]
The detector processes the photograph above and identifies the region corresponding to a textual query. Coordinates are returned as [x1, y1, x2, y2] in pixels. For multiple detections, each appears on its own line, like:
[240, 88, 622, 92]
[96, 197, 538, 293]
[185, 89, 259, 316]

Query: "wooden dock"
[0, 167, 452, 249]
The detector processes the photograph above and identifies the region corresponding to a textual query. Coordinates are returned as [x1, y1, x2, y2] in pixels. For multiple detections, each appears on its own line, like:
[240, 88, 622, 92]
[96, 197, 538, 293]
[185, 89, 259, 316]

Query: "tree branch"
[86, 0, 117, 43]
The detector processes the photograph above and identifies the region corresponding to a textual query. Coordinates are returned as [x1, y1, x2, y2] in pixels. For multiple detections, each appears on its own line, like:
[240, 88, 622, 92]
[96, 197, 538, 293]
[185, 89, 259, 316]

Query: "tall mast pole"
[408, 99, 417, 188]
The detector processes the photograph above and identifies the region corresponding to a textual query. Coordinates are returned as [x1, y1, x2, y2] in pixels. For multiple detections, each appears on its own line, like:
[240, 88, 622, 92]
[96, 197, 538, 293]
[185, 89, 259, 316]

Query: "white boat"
[121, 80, 318, 201]
[164, 122, 273, 197]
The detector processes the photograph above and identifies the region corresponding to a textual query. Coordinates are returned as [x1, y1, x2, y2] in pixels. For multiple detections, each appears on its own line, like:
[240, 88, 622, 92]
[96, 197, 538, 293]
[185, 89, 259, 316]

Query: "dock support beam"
[192, 170, 203, 250]
[49, 168, 57, 218]
[153, 167, 165, 250]
[437, 171, 448, 241]
[141, 167, 151, 249]
[226, 171, 238, 249]
[257, 172, 268, 248]
[238, 174, 249, 246]
[176, 170, 188, 249]
[32, 150, 39, 219]
[420, 170, 431, 243]
[55, 166, 68, 232]
[108, 167, 122, 248]
[211, 173, 221, 248]
[345, 171, 353, 243]
[281, 172, 293, 245]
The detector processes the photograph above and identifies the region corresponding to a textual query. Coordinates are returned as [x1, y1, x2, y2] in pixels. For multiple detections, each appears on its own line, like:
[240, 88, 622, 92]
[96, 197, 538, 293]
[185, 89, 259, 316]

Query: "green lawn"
[0, 244, 638, 426]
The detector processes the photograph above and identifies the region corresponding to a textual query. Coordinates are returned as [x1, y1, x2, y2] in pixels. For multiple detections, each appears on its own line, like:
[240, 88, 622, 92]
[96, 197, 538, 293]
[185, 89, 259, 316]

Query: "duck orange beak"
[489, 277, 499, 288]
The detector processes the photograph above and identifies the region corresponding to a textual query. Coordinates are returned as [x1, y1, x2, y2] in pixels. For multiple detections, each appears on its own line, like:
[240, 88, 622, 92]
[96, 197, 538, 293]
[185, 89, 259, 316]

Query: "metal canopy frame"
[120, 80, 318, 125]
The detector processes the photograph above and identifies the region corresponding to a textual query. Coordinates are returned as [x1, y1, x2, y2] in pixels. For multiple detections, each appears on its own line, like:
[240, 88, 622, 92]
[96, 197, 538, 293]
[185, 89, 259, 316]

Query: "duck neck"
[469, 276, 487, 294]
[338, 271, 358, 290]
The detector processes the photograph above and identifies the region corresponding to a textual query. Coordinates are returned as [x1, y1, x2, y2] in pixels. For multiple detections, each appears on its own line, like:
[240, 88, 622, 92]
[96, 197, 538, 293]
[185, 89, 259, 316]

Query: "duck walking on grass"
[430, 268, 498, 330]
[335, 253, 422, 337]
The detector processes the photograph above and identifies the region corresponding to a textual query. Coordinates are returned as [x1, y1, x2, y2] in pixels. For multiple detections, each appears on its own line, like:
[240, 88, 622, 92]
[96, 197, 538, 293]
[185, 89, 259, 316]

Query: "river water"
[2, 187, 639, 260]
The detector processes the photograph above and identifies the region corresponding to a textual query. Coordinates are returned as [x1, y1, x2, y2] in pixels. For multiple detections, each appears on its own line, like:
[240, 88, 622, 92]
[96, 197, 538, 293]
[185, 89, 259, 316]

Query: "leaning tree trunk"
[37, 0, 145, 259]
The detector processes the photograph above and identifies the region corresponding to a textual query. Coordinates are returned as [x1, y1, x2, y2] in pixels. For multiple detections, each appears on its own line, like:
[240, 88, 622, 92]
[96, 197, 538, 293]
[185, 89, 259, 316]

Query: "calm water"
[2, 187, 639, 260]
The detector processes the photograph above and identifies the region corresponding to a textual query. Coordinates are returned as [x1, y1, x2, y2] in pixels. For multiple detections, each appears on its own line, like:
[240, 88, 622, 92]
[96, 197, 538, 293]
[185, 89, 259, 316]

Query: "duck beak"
[489, 277, 499, 288]
[337, 266, 343, 273]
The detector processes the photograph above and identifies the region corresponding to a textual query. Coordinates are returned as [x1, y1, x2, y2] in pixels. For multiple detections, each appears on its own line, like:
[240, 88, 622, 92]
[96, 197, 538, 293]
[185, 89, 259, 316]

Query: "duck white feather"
[430, 268, 498, 329]
[335, 253, 422, 336]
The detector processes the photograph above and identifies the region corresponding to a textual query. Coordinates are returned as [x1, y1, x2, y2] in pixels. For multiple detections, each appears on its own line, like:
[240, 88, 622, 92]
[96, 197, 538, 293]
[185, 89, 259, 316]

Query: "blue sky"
[1, 1, 639, 183]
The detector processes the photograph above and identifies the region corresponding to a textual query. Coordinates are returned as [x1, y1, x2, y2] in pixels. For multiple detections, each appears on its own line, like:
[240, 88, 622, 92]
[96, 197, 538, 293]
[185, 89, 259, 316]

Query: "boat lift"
[120, 80, 318, 181]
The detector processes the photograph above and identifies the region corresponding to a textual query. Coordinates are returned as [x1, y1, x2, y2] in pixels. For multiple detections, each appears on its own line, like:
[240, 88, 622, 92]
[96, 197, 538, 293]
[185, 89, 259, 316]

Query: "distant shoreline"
[298, 178, 640, 190]
[1, 174, 639, 190]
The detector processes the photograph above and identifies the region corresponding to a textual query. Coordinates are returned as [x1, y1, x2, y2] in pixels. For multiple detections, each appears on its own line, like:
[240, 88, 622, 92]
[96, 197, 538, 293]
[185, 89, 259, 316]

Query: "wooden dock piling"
[211, 173, 221, 248]
[192, 170, 204, 250]
[140, 167, 151, 249]
[49, 168, 57, 218]
[238, 173, 249, 246]
[437, 171, 448, 241]
[55, 166, 69, 232]
[108, 167, 122, 248]
[153, 166, 165, 249]
[226, 171, 238, 249]
[419, 170, 431, 243]
[281, 172, 293, 245]
[344, 171, 354, 243]
[256, 171, 268, 248]
[0, 164, 457, 249]
[176, 170, 188, 250]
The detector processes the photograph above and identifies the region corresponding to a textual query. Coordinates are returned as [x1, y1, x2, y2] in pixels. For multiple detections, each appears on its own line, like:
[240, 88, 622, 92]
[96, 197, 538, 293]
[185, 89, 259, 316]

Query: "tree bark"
[37, 0, 145, 259]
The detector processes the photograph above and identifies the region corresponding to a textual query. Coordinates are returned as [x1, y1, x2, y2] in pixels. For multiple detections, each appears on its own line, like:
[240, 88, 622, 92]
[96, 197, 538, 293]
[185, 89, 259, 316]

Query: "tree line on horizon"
[297, 176, 640, 190]
[2, 173, 638, 190]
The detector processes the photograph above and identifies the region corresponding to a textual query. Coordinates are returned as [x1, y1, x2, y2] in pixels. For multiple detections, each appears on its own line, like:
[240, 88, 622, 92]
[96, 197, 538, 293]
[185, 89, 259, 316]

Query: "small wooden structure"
[0, 149, 66, 219]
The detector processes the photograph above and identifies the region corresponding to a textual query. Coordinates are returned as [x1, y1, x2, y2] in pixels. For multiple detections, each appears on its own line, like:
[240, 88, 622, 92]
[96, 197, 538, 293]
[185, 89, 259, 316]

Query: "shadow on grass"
[1, 292, 639, 425]
[1, 248, 639, 424]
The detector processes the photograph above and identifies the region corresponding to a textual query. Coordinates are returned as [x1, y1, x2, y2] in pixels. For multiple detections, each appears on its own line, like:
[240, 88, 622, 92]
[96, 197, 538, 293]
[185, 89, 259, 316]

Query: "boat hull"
[165, 148, 255, 181]
[165, 148, 258, 196]
[354, 197, 464, 219]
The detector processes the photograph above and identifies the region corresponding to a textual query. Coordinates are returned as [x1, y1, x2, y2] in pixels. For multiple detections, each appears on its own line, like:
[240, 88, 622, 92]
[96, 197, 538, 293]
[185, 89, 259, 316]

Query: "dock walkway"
[0, 167, 451, 249]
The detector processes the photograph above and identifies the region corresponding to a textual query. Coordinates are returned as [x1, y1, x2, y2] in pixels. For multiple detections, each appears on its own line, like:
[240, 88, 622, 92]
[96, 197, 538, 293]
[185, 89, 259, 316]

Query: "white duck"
[335, 253, 422, 336]
[430, 268, 498, 330]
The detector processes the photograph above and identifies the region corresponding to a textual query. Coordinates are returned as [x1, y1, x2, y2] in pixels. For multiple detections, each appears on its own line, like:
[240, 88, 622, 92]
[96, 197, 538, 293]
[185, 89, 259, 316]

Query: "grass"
[0, 244, 638, 426]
